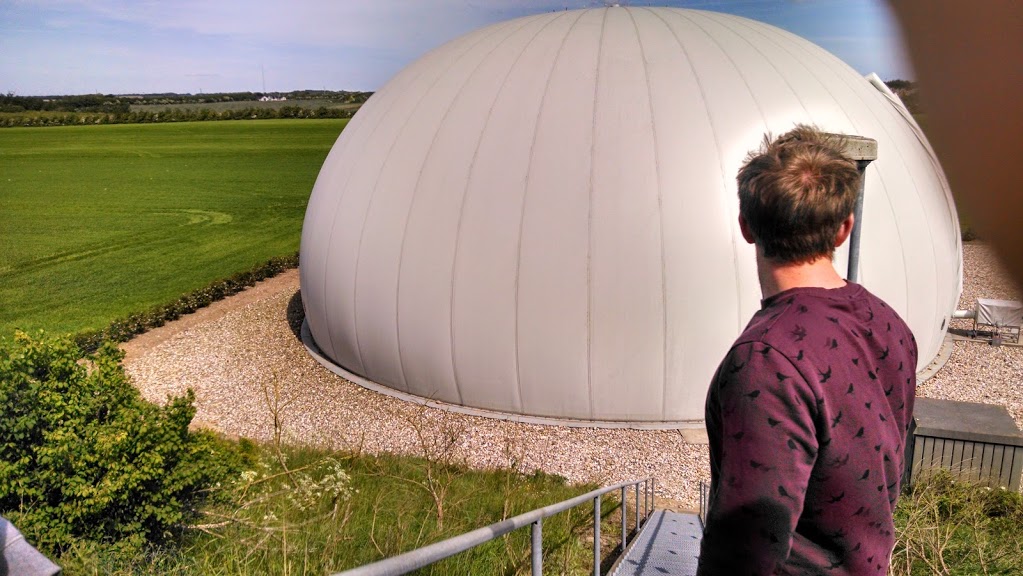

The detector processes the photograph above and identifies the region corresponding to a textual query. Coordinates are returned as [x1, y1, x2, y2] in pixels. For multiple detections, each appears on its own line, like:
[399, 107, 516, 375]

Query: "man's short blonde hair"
[737, 125, 861, 264]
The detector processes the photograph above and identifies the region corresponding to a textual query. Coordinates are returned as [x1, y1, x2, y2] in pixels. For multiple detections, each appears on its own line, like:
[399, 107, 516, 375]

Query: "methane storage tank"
[299, 7, 961, 425]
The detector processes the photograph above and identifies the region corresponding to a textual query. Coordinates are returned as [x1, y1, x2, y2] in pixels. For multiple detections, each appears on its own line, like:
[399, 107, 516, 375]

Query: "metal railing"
[333, 477, 655, 576]
[698, 479, 709, 526]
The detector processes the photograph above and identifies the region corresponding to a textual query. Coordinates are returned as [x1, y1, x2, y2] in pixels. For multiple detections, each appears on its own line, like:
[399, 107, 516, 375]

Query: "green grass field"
[0, 119, 347, 336]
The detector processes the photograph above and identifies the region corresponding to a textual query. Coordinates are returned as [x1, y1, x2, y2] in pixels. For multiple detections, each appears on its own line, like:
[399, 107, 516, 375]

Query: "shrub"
[892, 471, 1023, 574]
[73, 252, 299, 353]
[0, 332, 243, 554]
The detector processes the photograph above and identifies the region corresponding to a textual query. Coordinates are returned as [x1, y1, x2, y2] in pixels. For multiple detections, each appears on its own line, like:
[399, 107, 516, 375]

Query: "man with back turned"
[697, 125, 917, 575]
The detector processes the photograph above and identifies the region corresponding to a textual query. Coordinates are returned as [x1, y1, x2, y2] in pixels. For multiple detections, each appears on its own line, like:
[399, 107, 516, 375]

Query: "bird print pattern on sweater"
[697, 282, 917, 576]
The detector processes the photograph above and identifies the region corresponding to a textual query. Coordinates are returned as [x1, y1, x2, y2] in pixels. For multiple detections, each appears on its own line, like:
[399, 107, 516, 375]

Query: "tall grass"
[52, 380, 621, 576]
[892, 471, 1023, 575]
[58, 442, 611, 575]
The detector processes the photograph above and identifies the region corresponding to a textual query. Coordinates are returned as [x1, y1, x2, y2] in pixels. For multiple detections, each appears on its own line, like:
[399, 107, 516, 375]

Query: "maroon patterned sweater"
[697, 282, 917, 576]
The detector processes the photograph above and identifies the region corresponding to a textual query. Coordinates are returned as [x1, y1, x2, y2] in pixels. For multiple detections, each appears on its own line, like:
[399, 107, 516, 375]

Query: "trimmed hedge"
[73, 252, 299, 353]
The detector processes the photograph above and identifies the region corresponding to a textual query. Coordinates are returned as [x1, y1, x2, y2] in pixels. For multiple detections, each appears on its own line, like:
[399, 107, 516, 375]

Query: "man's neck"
[756, 251, 848, 300]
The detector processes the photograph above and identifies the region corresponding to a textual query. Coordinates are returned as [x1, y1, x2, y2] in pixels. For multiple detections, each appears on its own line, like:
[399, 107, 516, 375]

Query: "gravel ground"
[123, 275, 707, 508]
[919, 242, 1023, 426]
[123, 241, 1023, 509]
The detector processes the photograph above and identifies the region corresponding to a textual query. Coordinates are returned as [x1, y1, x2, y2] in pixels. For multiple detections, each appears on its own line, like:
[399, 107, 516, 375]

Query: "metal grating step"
[612, 510, 703, 576]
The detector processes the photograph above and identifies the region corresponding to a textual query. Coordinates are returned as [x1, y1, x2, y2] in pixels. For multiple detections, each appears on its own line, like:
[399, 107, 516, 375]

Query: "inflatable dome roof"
[300, 7, 961, 425]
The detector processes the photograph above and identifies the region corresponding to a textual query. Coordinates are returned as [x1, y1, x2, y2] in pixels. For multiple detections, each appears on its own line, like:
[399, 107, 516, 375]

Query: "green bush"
[73, 252, 299, 353]
[0, 332, 243, 554]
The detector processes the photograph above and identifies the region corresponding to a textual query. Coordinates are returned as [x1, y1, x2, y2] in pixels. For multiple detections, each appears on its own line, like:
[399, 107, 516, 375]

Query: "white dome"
[300, 7, 961, 424]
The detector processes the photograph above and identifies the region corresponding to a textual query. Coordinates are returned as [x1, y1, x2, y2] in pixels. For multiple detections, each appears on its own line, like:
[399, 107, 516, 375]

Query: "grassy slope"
[892, 471, 1023, 575]
[0, 119, 346, 336]
[195, 450, 603, 575]
[59, 445, 606, 576]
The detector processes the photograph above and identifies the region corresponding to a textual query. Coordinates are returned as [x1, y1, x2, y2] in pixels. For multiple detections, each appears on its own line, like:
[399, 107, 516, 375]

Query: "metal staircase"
[611, 510, 703, 576]
[332, 477, 706, 576]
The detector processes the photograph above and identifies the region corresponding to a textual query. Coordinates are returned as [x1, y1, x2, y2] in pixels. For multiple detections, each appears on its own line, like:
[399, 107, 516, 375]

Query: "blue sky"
[0, 0, 912, 96]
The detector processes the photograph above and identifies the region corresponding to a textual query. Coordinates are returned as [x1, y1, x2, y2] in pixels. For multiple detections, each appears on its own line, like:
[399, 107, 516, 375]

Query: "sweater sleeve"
[698, 341, 819, 576]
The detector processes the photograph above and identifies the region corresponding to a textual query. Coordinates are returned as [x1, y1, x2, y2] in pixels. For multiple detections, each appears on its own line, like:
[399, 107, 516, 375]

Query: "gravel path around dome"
[122, 242, 1021, 509]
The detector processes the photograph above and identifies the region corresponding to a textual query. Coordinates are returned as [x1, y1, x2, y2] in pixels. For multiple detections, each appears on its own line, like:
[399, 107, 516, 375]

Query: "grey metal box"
[906, 397, 1023, 490]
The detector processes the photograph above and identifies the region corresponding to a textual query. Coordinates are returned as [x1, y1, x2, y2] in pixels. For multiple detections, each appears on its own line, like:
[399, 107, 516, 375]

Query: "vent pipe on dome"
[833, 134, 878, 283]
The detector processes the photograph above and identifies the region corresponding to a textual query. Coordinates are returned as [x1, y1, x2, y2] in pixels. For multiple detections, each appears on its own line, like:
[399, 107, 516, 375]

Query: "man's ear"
[835, 213, 855, 247]
[738, 214, 756, 244]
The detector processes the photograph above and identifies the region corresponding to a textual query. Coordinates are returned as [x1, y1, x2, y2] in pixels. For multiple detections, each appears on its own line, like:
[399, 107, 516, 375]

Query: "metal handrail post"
[650, 478, 655, 516]
[698, 480, 709, 525]
[644, 479, 648, 521]
[531, 520, 542, 576]
[635, 483, 640, 530]
[620, 487, 627, 552]
[593, 495, 601, 576]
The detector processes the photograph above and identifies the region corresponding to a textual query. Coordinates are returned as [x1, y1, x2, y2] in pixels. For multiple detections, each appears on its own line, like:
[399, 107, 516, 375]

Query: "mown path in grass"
[0, 119, 347, 336]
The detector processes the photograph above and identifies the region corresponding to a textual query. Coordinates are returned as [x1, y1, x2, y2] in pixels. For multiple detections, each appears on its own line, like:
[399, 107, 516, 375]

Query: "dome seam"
[627, 7, 670, 420]
[316, 25, 482, 376]
[649, 8, 744, 338]
[352, 16, 539, 391]
[512, 9, 589, 415]
[585, 7, 611, 420]
[396, 13, 563, 405]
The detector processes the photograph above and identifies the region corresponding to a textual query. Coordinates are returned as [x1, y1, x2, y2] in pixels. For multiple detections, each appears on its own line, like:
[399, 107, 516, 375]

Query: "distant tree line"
[0, 90, 369, 112]
[0, 90, 372, 127]
[0, 105, 359, 128]
[884, 80, 920, 115]
[0, 93, 130, 114]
